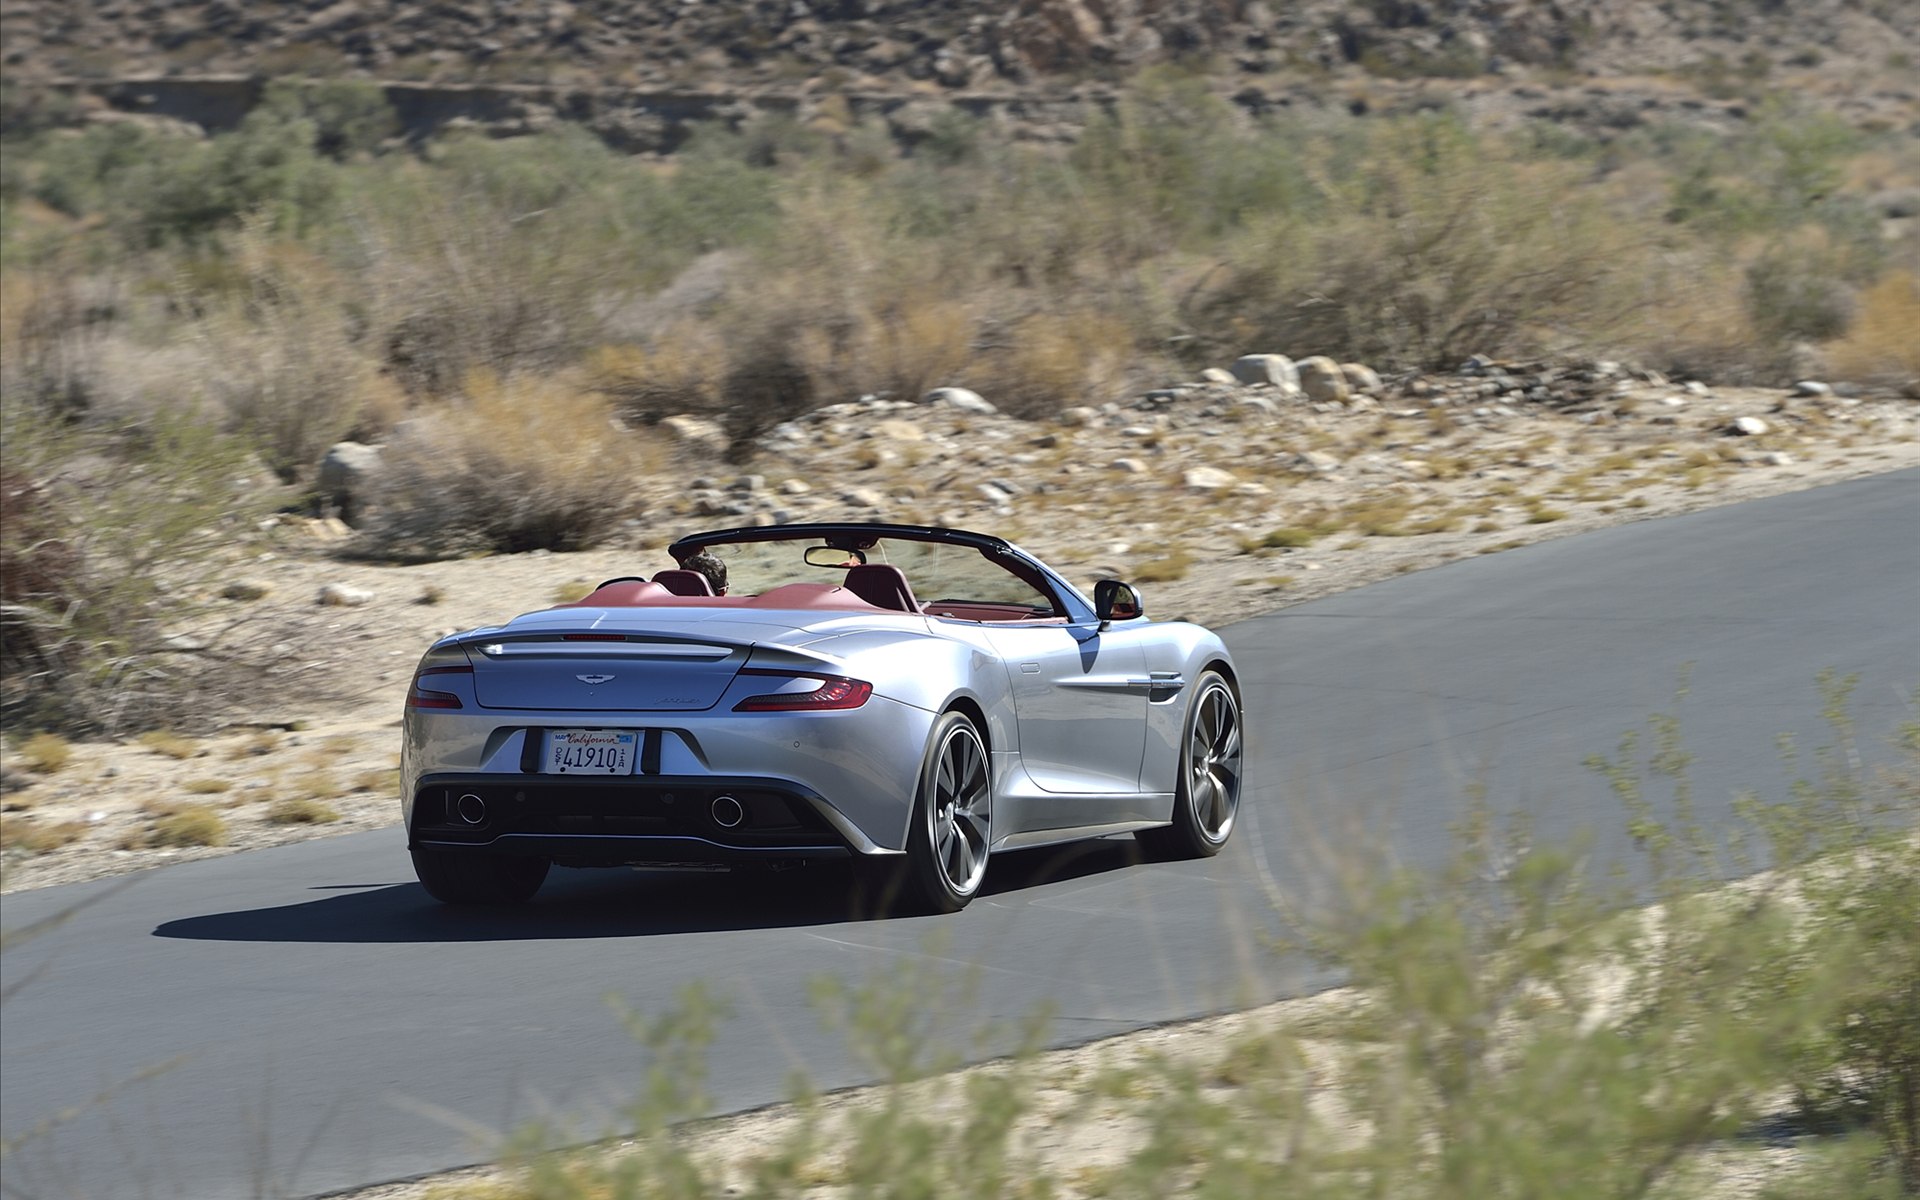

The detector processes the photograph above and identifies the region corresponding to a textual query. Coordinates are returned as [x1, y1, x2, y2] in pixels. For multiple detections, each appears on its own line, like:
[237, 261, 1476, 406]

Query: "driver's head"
[681, 550, 729, 595]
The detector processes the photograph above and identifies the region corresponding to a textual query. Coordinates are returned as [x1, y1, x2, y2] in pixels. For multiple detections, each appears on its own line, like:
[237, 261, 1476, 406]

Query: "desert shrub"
[362, 373, 651, 559]
[186, 228, 389, 479]
[1193, 116, 1644, 368]
[0, 270, 121, 420]
[0, 402, 277, 735]
[118, 108, 337, 247]
[352, 149, 624, 395]
[969, 309, 1137, 418]
[1745, 240, 1860, 345]
[257, 79, 398, 161]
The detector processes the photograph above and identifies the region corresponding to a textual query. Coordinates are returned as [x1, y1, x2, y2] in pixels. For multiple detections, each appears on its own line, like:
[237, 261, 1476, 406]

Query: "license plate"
[542, 730, 637, 775]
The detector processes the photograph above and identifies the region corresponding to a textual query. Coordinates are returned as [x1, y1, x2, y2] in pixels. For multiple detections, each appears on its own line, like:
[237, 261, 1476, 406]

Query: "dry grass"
[136, 731, 200, 760]
[1132, 549, 1194, 583]
[146, 804, 228, 847]
[183, 778, 234, 795]
[1826, 270, 1920, 384]
[17, 732, 73, 775]
[0, 814, 87, 854]
[266, 796, 341, 824]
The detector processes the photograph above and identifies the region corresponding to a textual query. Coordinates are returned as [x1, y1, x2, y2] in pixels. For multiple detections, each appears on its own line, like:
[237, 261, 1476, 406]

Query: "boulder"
[1229, 354, 1298, 388]
[1340, 362, 1383, 395]
[1285, 450, 1341, 474]
[869, 418, 926, 442]
[1297, 356, 1352, 404]
[1200, 367, 1239, 386]
[1729, 416, 1770, 436]
[317, 583, 375, 607]
[316, 441, 385, 525]
[924, 387, 997, 415]
[1183, 466, 1239, 491]
[660, 414, 728, 455]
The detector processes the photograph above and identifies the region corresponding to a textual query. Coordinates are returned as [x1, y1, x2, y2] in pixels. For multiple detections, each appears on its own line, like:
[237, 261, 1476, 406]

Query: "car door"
[982, 619, 1148, 795]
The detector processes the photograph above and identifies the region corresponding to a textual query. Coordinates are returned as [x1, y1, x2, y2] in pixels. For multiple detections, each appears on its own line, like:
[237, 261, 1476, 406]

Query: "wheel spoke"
[949, 826, 975, 883]
[1207, 769, 1231, 830]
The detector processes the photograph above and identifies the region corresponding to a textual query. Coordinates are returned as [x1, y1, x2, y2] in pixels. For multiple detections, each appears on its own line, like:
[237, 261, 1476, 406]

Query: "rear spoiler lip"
[441, 630, 848, 675]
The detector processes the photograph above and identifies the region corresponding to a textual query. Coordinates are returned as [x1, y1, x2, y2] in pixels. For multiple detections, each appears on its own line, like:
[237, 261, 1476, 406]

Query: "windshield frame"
[667, 523, 1095, 622]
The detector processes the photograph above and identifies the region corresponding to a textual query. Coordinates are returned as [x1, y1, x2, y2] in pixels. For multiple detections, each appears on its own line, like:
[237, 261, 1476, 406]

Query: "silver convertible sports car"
[401, 523, 1243, 912]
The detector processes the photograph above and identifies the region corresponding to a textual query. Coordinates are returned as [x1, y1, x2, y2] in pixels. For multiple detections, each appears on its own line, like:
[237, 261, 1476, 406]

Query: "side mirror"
[1094, 579, 1144, 627]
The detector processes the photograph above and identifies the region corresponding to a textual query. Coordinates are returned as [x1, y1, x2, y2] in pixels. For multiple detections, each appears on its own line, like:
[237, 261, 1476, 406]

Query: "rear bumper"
[407, 771, 870, 866]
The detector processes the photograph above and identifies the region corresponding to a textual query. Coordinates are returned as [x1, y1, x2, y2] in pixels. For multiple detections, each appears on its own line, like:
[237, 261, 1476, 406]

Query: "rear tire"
[411, 848, 550, 905]
[1137, 671, 1242, 860]
[899, 711, 994, 914]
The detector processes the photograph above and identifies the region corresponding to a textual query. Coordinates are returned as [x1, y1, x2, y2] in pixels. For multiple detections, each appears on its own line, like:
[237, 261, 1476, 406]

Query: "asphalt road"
[4, 468, 1916, 1200]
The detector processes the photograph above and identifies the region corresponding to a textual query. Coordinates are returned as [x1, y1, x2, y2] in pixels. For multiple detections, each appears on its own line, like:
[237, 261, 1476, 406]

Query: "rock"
[1903, 379, 1920, 401]
[778, 478, 812, 496]
[316, 441, 384, 525]
[317, 583, 375, 607]
[1682, 380, 1711, 396]
[1200, 367, 1239, 386]
[840, 486, 886, 508]
[1229, 354, 1298, 388]
[1110, 458, 1148, 474]
[924, 387, 996, 414]
[1761, 451, 1795, 466]
[1183, 466, 1239, 491]
[221, 580, 271, 602]
[1729, 416, 1770, 436]
[1059, 406, 1099, 427]
[1296, 356, 1352, 404]
[1793, 380, 1833, 397]
[660, 414, 728, 455]
[975, 482, 1014, 505]
[1340, 362, 1383, 395]
[1285, 450, 1341, 474]
[869, 419, 925, 442]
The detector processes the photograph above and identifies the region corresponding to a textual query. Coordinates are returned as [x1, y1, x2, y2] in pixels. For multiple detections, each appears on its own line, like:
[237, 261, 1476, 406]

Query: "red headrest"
[842, 564, 918, 613]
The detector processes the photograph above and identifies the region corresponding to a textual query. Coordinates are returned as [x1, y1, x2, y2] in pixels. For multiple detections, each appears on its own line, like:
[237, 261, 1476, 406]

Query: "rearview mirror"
[804, 546, 867, 568]
[1094, 579, 1144, 627]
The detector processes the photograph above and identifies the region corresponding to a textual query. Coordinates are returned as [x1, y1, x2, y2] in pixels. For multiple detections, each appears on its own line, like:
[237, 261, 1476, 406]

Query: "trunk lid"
[464, 633, 751, 712]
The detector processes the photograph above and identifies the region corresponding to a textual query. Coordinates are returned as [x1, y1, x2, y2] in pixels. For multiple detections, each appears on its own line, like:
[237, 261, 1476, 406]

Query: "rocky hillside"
[6, 0, 1917, 112]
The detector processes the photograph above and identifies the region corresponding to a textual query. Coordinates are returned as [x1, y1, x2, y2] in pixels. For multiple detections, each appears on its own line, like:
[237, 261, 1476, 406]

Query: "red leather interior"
[651, 568, 715, 596]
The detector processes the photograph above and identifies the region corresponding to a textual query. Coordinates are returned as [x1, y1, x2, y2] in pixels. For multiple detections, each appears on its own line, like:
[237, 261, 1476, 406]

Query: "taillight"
[732, 670, 873, 712]
[407, 664, 472, 710]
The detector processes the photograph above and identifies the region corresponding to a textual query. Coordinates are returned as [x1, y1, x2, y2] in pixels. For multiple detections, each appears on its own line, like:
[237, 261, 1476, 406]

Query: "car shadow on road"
[152, 840, 1149, 944]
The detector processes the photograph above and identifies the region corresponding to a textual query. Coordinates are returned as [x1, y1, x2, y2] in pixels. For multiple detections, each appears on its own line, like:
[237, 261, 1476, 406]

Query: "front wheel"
[411, 848, 550, 905]
[1137, 671, 1242, 859]
[900, 711, 994, 913]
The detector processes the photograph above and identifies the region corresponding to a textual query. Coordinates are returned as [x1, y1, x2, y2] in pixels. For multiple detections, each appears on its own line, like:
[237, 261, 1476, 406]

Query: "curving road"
[4, 468, 1916, 1200]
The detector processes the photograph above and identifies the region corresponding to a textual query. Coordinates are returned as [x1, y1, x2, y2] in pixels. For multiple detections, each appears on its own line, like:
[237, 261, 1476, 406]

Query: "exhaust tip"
[711, 794, 745, 829]
[455, 793, 488, 825]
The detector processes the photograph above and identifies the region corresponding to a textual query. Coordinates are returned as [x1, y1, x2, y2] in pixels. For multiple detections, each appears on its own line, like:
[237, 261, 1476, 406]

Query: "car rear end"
[400, 621, 936, 876]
